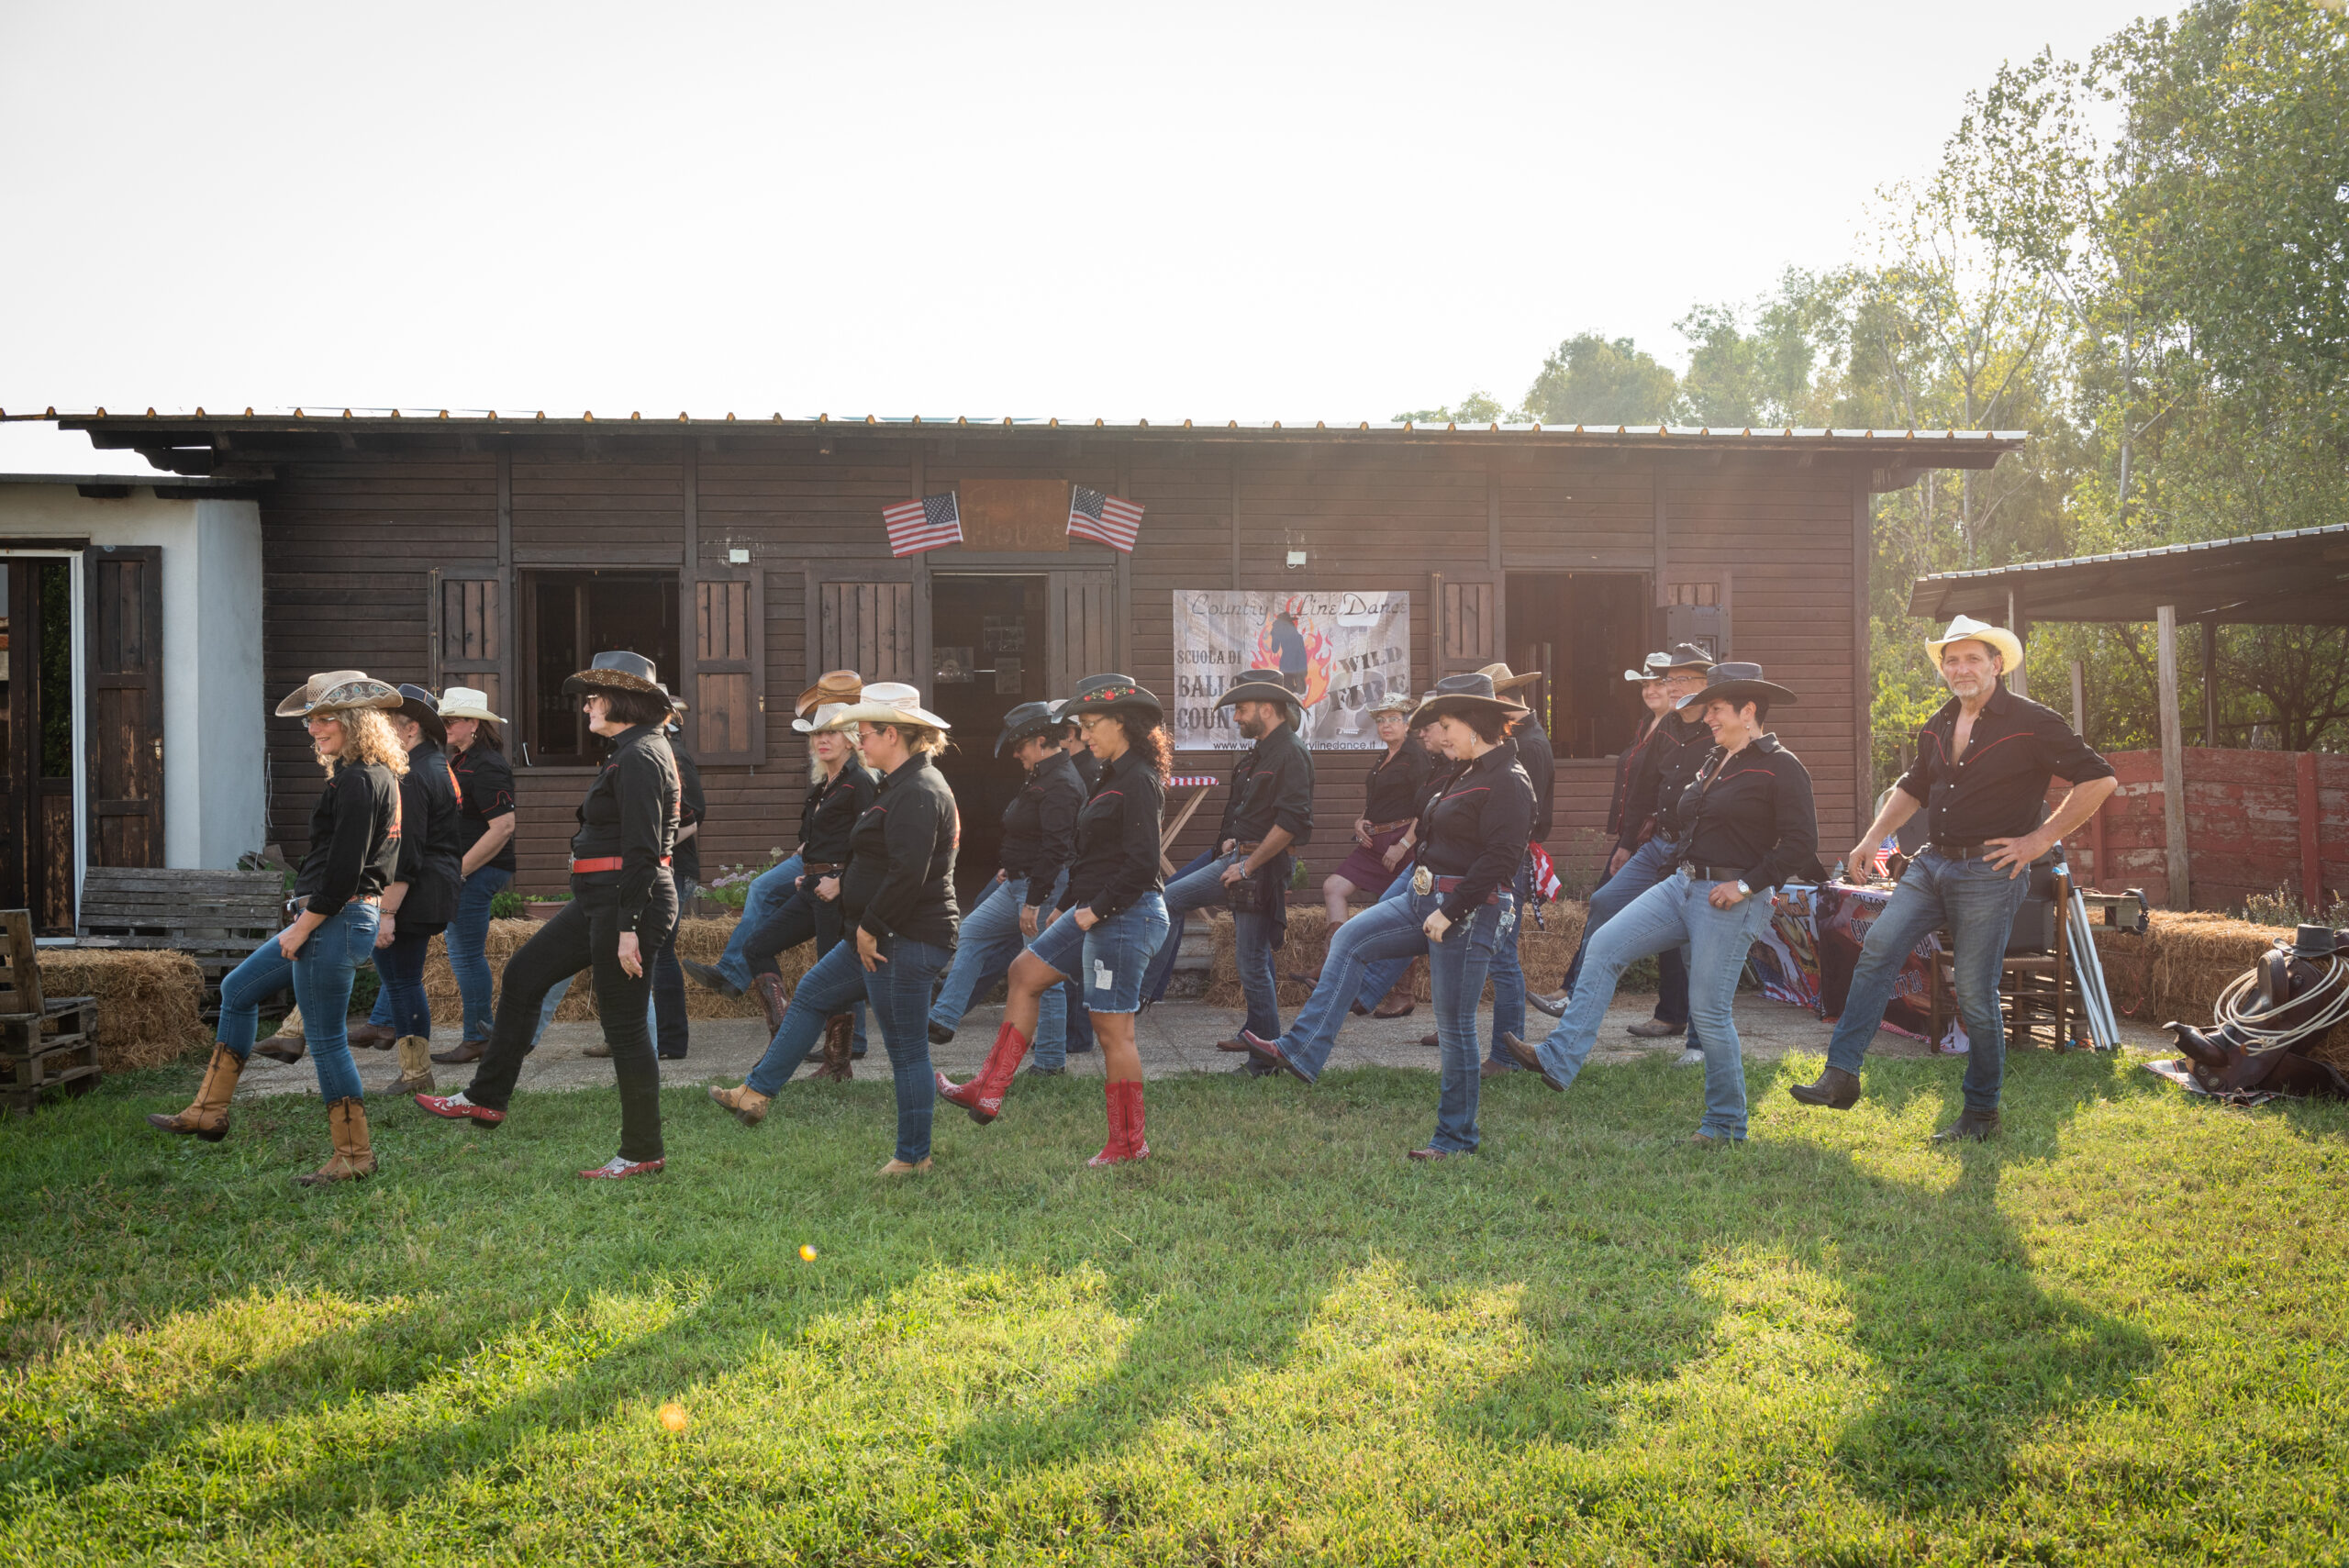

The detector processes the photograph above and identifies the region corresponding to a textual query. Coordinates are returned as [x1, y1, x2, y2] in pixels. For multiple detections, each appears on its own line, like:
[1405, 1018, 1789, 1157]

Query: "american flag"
[882, 492, 963, 556]
[1067, 484, 1144, 551]
[1528, 841, 1562, 902]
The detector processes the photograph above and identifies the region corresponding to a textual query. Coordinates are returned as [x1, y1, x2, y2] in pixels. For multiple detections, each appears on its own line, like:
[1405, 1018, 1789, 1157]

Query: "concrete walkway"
[232, 994, 2169, 1099]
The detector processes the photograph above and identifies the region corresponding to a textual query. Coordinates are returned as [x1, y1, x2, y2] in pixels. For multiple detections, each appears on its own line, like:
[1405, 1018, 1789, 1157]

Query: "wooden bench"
[74, 867, 284, 1018]
[0, 909, 100, 1116]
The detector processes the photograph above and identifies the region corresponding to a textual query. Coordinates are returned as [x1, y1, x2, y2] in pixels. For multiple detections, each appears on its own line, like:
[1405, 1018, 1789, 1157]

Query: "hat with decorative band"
[1365, 689, 1418, 717]
[275, 670, 403, 718]
[1060, 673, 1163, 723]
[795, 668, 863, 719]
[1475, 662, 1543, 693]
[435, 684, 506, 725]
[818, 681, 952, 731]
[561, 650, 664, 698]
[393, 683, 447, 746]
[996, 700, 1066, 756]
[1675, 662, 1798, 712]
[1408, 672, 1529, 727]
[1214, 668, 1304, 711]
[1924, 615, 2024, 675]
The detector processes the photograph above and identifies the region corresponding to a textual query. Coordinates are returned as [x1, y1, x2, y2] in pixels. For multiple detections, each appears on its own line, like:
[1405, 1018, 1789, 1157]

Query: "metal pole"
[2156, 604, 2192, 908]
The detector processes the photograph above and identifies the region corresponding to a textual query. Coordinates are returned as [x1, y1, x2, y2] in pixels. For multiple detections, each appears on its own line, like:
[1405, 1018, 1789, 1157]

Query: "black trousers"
[466, 876, 677, 1162]
[744, 884, 846, 978]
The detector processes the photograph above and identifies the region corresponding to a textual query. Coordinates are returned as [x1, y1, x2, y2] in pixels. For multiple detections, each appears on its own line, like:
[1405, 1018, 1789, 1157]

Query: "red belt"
[571, 855, 670, 874]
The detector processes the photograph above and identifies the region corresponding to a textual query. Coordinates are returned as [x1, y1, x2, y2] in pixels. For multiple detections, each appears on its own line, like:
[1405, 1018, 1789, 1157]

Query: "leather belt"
[1366, 817, 1414, 835]
[1408, 867, 1499, 905]
[285, 894, 382, 913]
[571, 855, 671, 873]
[1677, 862, 1746, 882]
[1927, 843, 1996, 861]
[1230, 840, 1263, 853]
[801, 861, 845, 875]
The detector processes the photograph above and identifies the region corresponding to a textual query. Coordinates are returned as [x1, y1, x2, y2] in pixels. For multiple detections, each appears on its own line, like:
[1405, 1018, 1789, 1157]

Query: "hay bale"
[2093, 911, 2349, 1064]
[37, 949, 207, 1072]
[1200, 901, 1587, 1009]
[412, 917, 818, 1024]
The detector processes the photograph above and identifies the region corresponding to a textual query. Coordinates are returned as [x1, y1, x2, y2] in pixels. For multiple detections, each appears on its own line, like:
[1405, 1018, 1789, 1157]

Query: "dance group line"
[143, 609, 2117, 1183]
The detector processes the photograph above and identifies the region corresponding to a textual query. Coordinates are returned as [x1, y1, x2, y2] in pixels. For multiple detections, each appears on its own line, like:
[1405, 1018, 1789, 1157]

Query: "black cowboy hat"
[394, 683, 447, 747]
[1060, 673, 1163, 723]
[1675, 661, 1798, 713]
[995, 700, 1067, 756]
[1409, 672, 1530, 727]
[562, 650, 663, 698]
[1214, 668, 1303, 712]
[1656, 641, 1719, 674]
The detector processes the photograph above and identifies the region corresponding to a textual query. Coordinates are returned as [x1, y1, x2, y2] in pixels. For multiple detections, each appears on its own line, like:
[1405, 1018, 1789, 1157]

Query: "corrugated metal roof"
[1914, 523, 2349, 584]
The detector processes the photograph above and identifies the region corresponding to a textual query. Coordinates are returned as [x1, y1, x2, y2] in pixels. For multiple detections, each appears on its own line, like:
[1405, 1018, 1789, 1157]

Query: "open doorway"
[929, 573, 1050, 905]
[0, 556, 80, 931]
[1506, 572, 1650, 760]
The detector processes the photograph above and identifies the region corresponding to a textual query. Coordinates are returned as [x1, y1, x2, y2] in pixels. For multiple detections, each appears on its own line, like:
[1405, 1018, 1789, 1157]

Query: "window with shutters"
[516, 569, 679, 765]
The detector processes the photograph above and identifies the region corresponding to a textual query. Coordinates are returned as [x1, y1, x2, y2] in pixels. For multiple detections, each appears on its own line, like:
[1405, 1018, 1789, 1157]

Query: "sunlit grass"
[2, 1051, 2345, 1564]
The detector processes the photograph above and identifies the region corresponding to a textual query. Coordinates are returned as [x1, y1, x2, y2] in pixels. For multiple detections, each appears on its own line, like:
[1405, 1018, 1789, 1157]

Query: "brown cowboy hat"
[275, 670, 402, 718]
[796, 669, 863, 719]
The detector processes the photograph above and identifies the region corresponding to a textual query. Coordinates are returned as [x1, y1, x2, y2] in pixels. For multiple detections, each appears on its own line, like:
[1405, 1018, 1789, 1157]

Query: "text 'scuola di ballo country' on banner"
[1171, 591, 1411, 751]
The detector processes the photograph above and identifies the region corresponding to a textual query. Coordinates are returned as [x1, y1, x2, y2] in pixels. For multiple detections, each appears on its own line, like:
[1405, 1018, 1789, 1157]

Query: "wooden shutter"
[1047, 568, 1117, 696]
[429, 570, 507, 723]
[691, 573, 765, 765]
[815, 579, 919, 684]
[84, 545, 165, 869]
[1430, 570, 1502, 679]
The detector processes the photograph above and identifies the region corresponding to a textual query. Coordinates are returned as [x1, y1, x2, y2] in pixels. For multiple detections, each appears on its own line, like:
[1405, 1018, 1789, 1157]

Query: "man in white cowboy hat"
[1788, 614, 2117, 1141]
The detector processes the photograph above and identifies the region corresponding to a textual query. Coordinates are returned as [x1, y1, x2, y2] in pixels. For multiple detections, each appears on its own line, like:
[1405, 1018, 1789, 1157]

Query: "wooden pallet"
[75, 867, 284, 1017]
[0, 909, 100, 1116]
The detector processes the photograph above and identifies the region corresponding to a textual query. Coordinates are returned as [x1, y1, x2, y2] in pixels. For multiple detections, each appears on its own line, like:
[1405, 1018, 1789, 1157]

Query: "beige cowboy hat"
[1475, 661, 1544, 693]
[795, 669, 863, 719]
[792, 700, 857, 735]
[435, 685, 506, 725]
[816, 681, 952, 731]
[275, 670, 402, 718]
[1365, 689, 1418, 717]
[1925, 614, 2025, 675]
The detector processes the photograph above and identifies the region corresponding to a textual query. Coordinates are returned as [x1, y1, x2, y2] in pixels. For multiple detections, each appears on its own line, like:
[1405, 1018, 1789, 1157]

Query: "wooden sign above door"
[954, 480, 1071, 553]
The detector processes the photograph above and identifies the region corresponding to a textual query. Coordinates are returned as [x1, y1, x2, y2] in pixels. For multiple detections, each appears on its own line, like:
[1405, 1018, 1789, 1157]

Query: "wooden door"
[1429, 570, 1503, 682]
[808, 572, 922, 687]
[85, 545, 164, 872]
[1046, 567, 1117, 696]
[429, 569, 508, 724]
[690, 574, 764, 765]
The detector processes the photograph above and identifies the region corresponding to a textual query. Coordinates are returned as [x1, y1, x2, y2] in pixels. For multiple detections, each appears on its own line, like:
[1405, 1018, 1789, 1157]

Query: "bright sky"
[1, 0, 2158, 474]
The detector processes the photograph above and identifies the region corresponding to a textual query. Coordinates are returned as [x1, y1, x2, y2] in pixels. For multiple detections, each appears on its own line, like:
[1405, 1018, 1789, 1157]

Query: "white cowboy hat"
[436, 685, 506, 725]
[816, 681, 952, 731]
[1926, 615, 2025, 675]
[793, 700, 857, 735]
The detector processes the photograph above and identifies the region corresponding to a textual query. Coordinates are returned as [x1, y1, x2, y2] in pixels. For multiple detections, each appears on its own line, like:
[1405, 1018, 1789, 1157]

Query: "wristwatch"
[1735, 879, 1753, 897]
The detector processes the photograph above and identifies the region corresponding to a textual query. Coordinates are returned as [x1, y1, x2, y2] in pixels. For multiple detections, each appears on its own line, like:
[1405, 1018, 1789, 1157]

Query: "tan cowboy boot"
[809, 1013, 854, 1083]
[296, 1097, 376, 1185]
[708, 1083, 772, 1126]
[146, 1044, 243, 1141]
[389, 1035, 435, 1094]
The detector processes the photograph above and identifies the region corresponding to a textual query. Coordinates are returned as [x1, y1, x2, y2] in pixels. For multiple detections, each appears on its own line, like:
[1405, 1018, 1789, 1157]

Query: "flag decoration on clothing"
[883, 492, 963, 556]
[1066, 484, 1144, 551]
[1528, 841, 1562, 903]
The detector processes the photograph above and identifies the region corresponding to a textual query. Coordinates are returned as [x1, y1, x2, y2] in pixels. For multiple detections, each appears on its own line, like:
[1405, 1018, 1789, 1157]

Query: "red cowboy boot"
[1086, 1080, 1127, 1167]
[935, 1018, 1029, 1124]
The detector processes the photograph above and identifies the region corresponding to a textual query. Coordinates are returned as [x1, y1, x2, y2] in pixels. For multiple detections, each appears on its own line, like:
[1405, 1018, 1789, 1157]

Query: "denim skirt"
[1027, 891, 1169, 1015]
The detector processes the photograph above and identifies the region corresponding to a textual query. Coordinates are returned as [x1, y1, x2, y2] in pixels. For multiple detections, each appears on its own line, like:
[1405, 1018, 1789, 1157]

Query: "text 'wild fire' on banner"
[1170, 590, 1410, 750]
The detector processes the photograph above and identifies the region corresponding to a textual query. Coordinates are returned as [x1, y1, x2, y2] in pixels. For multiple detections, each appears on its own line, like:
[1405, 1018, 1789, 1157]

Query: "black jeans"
[465, 877, 677, 1162]
[743, 883, 833, 978]
[651, 876, 695, 1058]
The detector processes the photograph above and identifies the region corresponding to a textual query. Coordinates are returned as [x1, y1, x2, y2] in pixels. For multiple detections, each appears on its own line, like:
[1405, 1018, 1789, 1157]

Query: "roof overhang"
[1908, 524, 2349, 628]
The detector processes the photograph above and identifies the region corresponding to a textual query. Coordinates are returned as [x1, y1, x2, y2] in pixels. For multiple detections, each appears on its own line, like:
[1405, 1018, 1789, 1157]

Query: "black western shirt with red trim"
[1218, 720, 1315, 848]
[567, 723, 680, 938]
[1607, 717, 1662, 840]
[1059, 746, 1166, 921]
[1362, 740, 1432, 826]
[451, 743, 518, 874]
[1000, 748, 1085, 897]
[1413, 744, 1536, 921]
[1895, 684, 2114, 845]
[841, 752, 961, 950]
[1671, 735, 1819, 890]
[799, 760, 878, 867]
[1615, 710, 1712, 851]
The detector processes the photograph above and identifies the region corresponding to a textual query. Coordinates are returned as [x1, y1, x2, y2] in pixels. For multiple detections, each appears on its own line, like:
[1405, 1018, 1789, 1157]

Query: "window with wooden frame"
[516, 570, 680, 766]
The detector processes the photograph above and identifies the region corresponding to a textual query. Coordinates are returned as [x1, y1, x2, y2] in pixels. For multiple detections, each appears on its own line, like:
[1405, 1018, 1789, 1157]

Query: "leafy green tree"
[1389, 390, 1511, 425]
[1519, 334, 1678, 426]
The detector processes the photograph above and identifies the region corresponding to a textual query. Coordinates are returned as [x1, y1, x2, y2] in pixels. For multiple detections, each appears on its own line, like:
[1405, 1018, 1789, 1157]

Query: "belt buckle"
[1410, 865, 1432, 896]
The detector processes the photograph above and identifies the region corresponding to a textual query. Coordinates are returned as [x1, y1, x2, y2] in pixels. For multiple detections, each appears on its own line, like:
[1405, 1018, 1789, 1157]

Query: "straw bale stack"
[413, 918, 815, 1023]
[1201, 902, 1587, 1009]
[2092, 911, 2349, 1067]
[37, 949, 207, 1072]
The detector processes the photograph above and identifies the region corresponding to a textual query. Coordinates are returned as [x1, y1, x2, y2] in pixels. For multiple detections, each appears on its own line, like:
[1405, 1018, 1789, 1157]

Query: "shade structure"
[1908, 524, 2349, 627]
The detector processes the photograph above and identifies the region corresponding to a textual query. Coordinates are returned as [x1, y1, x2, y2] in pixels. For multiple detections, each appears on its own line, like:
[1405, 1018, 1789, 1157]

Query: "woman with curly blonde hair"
[150, 671, 407, 1186]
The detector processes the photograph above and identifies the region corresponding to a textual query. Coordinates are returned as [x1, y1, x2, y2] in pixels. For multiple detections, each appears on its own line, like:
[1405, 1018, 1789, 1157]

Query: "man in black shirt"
[1140, 668, 1314, 1044]
[1475, 663, 1552, 1076]
[1791, 616, 2117, 1140]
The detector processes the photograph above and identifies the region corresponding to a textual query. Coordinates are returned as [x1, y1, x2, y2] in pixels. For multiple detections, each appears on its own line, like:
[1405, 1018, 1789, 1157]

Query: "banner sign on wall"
[1171, 590, 1411, 750]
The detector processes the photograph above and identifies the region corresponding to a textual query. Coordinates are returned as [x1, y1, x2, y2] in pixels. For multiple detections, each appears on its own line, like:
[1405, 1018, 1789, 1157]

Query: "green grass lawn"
[3, 1051, 2345, 1565]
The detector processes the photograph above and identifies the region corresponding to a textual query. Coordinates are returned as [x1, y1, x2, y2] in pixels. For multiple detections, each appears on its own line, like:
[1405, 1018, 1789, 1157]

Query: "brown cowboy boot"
[1787, 1065, 1861, 1110]
[752, 973, 790, 1036]
[389, 1035, 435, 1095]
[296, 1097, 376, 1185]
[937, 1018, 1030, 1124]
[346, 1021, 398, 1051]
[809, 1013, 854, 1082]
[146, 1044, 243, 1141]
[255, 1017, 306, 1063]
[1372, 959, 1419, 1018]
[1932, 1106, 2002, 1143]
[708, 1083, 772, 1126]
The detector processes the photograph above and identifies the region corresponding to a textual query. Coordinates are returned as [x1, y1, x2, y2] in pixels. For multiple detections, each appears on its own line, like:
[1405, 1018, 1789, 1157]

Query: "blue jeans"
[743, 935, 951, 1163]
[1279, 888, 1509, 1152]
[1140, 849, 1219, 1005]
[1151, 851, 1280, 1038]
[1825, 850, 2033, 1110]
[716, 854, 803, 991]
[1535, 873, 1774, 1140]
[1484, 855, 1532, 1067]
[1581, 860, 1690, 1024]
[448, 864, 510, 1040]
[926, 873, 1067, 1061]
[217, 900, 382, 1103]
[373, 929, 434, 1041]
[1351, 871, 1418, 1011]
[1564, 835, 1702, 1046]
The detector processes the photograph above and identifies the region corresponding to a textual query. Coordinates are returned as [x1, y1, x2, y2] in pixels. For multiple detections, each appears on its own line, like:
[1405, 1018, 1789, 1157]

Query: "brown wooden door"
[429, 569, 508, 725]
[808, 572, 922, 686]
[1429, 570, 1503, 682]
[84, 546, 164, 874]
[689, 573, 764, 765]
[1046, 567, 1117, 696]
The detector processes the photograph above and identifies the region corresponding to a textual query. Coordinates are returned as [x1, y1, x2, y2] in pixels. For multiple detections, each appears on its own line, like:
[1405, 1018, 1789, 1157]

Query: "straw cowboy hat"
[392, 683, 447, 747]
[795, 668, 863, 719]
[995, 700, 1066, 756]
[792, 700, 855, 735]
[1060, 673, 1164, 724]
[435, 685, 506, 725]
[1365, 689, 1418, 717]
[1475, 662, 1544, 694]
[1925, 614, 2025, 674]
[817, 681, 952, 731]
[1410, 672, 1530, 727]
[1675, 662, 1798, 713]
[275, 670, 402, 718]
[561, 650, 664, 698]
[1215, 668, 1303, 719]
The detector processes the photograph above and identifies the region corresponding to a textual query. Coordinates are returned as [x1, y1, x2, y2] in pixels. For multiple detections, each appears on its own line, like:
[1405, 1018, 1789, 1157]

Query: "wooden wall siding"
[818, 582, 917, 683]
[509, 453, 687, 562]
[1500, 464, 1659, 565]
[1049, 572, 1117, 697]
[85, 546, 165, 869]
[697, 445, 914, 559]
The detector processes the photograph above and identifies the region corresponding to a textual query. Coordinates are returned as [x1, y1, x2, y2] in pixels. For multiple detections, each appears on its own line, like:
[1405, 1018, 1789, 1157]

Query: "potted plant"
[523, 891, 572, 922]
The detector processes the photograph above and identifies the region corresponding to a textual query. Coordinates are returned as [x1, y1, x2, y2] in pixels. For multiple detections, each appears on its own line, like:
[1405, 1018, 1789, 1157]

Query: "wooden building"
[57, 410, 2023, 897]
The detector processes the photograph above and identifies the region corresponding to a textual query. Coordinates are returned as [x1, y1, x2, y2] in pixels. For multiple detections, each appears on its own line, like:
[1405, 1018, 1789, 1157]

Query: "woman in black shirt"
[151, 671, 404, 1186]
[1318, 692, 1429, 924]
[940, 674, 1169, 1166]
[369, 685, 464, 1093]
[419, 651, 682, 1181]
[1508, 662, 1819, 1146]
[1248, 673, 1533, 1161]
[710, 684, 960, 1175]
[432, 686, 518, 1064]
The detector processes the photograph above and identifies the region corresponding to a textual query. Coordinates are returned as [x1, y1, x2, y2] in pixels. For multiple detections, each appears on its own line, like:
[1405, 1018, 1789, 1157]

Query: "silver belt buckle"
[1410, 865, 1432, 896]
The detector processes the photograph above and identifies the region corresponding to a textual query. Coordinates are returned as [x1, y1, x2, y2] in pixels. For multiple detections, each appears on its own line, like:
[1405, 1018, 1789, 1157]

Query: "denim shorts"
[1027, 891, 1168, 1016]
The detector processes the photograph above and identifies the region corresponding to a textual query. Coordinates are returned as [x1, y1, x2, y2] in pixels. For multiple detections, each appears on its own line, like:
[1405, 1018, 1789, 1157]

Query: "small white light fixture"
[1285, 550, 1308, 569]
[728, 547, 751, 565]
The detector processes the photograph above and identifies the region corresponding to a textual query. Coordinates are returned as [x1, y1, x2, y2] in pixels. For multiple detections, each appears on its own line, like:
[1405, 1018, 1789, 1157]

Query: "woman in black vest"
[417, 651, 681, 1181]
[709, 684, 960, 1175]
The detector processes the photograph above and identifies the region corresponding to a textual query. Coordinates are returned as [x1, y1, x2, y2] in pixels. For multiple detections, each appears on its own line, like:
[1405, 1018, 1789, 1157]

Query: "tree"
[1389, 390, 1511, 425]
[1519, 334, 1678, 426]
[1673, 270, 1843, 428]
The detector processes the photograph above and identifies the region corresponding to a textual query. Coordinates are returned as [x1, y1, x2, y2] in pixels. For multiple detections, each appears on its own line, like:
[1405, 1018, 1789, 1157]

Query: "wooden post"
[2299, 751, 2322, 911]
[2007, 586, 2030, 699]
[2069, 659, 2087, 740]
[1853, 479, 1875, 840]
[2156, 604, 2191, 908]
[2199, 615, 2220, 746]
